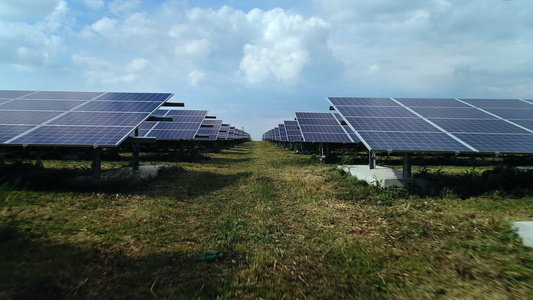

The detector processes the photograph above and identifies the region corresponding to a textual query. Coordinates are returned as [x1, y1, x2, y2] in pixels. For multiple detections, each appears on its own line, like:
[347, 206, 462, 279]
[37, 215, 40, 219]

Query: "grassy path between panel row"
[1, 141, 533, 299]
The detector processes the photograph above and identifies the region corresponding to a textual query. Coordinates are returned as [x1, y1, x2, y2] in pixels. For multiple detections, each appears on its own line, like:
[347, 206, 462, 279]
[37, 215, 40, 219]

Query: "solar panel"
[459, 98, 533, 109]
[284, 120, 304, 142]
[278, 124, 288, 142]
[0, 90, 35, 99]
[138, 109, 207, 140]
[218, 124, 230, 140]
[228, 127, 236, 140]
[0, 90, 173, 147]
[195, 119, 223, 141]
[295, 112, 355, 143]
[328, 97, 533, 154]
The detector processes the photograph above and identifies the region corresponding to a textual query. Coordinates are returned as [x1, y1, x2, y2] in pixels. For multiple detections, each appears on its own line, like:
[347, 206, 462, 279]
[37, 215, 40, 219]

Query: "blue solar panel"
[459, 98, 533, 109]
[22, 91, 103, 100]
[139, 109, 207, 140]
[484, 108, 533, 120]
[218, 124, 230, 140]
[328, 97, 533, 154]
[336, 106, 417, 118]
[0, 89, 173, 147]
[195, 120, 223, 141]
[358, 131, 472, 152]
[395, 98, 469, 107]
[95, 92, 171, 102]
[278, 124, 288, 142]
[49, 112, 148, 126]
[0, 111, 62, 125]
[511, 120, 533, 131]
[0, 100, 85, 111]
[453, 134, 533, 154]
[0, 125, 35, 143]
[284, 120, 303, 142]
[431, 119, 530, 134]
[411, 107, 495, 119]
[10, 126, 134, 146]
[295, 112, 354, 143]
[344, 117, 441, 132]
[329, 97, 400, 107]
[75, 101, 161, 113]
[0, 90, 35, 99]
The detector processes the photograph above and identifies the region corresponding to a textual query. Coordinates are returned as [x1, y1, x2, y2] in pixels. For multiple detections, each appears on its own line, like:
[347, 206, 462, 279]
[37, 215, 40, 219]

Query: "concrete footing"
[513, 221, 533, 247]
[339, 165, 413, 188]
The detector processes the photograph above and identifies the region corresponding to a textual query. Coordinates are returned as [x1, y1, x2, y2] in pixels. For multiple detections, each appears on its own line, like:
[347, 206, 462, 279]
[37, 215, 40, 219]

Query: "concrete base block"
[339, 165, 413, 188]
[513, 221, 533, 247]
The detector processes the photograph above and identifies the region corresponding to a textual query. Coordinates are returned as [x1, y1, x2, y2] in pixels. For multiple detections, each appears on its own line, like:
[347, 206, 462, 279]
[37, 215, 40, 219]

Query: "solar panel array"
[0, 89, 250, 148]
[262, 113, 357, 144]
[0, 90, 172, 147]
[328, 97, 533, 154]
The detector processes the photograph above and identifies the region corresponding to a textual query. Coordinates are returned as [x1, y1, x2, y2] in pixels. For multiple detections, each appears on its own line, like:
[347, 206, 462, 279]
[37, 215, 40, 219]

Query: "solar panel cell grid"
[22, 91, 103, 100]
[358, 131, 472, 152]
[95, 92, 171, 102]
[296, 112, 354, 143]
[431, 119, 531, 134]
[0, 100, 85, 111]
[410, 107, 494, 119]
[395, 98, 469, 107]
[0, 125, 36, 143]
[10, 126, 133, 146]
[460, 98, 533, 109]
[75, 101, 161, 113]
[0, 111, 62, 125]
[336, 106, 417, 118]
[484, 109, 533, 120]
[49, 112, 148, 127]
[453, 133, 533, 153]
[345, 117, 440, 132]
[329, 97, 400, 107]
[0, 90, 35, 99]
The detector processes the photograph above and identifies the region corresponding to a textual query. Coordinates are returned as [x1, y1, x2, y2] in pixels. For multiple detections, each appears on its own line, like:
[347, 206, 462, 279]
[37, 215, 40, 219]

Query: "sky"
[1, 0, 532, 140]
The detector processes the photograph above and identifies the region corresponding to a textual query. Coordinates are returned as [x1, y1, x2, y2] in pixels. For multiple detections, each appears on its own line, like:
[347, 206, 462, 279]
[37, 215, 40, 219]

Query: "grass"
[1, 141, 533, 299]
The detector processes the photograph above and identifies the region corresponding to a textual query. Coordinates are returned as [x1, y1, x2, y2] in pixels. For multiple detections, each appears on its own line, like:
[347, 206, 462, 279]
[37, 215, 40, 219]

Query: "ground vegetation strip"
[1, 141, 533, 299]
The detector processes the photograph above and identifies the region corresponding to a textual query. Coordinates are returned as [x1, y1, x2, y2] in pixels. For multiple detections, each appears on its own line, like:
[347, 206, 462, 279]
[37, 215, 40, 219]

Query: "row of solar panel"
[0, 90, 250, 147]
[262, 112, 358, 144]
[264, 97, 533, 154]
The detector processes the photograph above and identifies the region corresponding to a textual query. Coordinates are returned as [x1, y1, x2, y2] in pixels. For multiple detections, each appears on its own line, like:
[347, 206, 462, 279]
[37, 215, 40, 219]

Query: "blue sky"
[1, 0, 532, 140]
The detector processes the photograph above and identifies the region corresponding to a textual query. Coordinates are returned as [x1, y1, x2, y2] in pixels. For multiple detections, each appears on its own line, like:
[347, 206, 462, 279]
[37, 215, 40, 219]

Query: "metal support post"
[92, 148, 102, 180]
[403, 153, 412, 178]
[369, 151, 376, 169]
[132, 143, 140, 171]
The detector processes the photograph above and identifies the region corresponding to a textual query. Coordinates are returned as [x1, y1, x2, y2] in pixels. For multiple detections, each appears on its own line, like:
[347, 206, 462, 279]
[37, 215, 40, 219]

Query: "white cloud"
[71, 54, 154, 87]
[188, 70, 205, 86]
[83, 0, 104, 10]
[313, 0, 533, 96]
[0, 1, 68, 68]
[0, 0, 59, 21]
[238, 8, 330, 85]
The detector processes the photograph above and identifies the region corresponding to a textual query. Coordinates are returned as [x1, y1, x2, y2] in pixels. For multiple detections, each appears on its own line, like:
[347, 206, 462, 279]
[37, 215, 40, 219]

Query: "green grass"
[1, 141, 533, 299]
